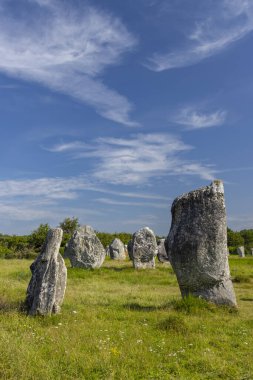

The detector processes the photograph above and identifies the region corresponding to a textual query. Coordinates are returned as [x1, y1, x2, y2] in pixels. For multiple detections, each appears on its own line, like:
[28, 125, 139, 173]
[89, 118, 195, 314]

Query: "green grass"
[0, 256, 253, 379]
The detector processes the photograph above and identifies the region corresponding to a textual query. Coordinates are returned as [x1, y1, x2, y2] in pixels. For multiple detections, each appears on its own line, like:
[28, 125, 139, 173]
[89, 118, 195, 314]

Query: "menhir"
[26, 228, 67, 316]
[131, 227, 157, 269]
[64, 225, 105, 269]
[167, 180, 237, 307]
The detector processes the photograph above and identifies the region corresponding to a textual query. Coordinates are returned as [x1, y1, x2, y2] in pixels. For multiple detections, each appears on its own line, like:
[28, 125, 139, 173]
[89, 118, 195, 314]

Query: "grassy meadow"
[0, 256, 253, 380]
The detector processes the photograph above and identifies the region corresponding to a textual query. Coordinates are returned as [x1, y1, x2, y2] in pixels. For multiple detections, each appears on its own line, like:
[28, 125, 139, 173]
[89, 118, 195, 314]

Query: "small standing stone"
[105, 245, 110, 256]
[25, 228, 67, 316]
[131, 227, 157, 269]
[109, 238, 126, 260]
[64, 225, 105, 269]
[237, 246, 245, 258]
[157, 238, 170, 263]
[251, 248, 253, 256]
[167, 180, 237, 307]
[127, 240, 133, 261]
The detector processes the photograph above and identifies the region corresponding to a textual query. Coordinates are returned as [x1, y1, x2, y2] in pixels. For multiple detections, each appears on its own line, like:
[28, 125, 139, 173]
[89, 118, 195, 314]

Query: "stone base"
[181, 278, 237, 307]
[133, 258, 155, 269]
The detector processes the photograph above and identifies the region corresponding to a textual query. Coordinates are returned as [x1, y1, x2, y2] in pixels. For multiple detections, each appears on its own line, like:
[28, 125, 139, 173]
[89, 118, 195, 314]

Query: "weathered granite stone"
[105, 245, 110, 256]
[251, 248, 253, 256]
[64, 225, 105, 269]
[132, 227, 157, 269]
[127, 239, 133, 261]
[157, 238, 170, 263]
[167, 180, 237, 307]
[237, 246, 245, 258]
[109, 238, 126, 260]
[26, 228, 67, 316]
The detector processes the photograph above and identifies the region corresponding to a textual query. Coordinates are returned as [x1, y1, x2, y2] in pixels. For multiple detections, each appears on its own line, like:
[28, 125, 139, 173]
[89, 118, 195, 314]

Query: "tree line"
[227, 228, 253, 254]
[0, 217, 133, 259]
[0, 218, 251, 259]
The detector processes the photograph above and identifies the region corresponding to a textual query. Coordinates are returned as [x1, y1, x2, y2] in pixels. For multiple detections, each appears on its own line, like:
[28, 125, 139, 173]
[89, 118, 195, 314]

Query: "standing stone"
[132, 227, 157, 269]
[26, 228, 67, 316]
[167, 180, 237, 307]
[237, 246, 245, 258]
[127, 240, 133, 261]
[251, 248, 253, 256]
[105, 245, 110, 257]
[64, 225, 105, 269]
[109, 238, 126, 260]
[157, 238, 170, 263]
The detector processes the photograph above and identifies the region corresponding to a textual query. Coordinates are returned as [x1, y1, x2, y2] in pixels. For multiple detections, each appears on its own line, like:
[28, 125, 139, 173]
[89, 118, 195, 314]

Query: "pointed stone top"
[211, 180, 224, 194]
[77, 225, 95, 235]
[40, 228, 63, 262]
[139, 226, 154, 234]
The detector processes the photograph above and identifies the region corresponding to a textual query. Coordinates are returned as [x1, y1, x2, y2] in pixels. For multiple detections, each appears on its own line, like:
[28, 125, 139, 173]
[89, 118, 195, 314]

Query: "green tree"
[240, 229, 253, 253]
[227, 227, 244, 254]
[59, 217, 79, 235]
[28, 223, 50, 252]
[59, 217, 80, 251]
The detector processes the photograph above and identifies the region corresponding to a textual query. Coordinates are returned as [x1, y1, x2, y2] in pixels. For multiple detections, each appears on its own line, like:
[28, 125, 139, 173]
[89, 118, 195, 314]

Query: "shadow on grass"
[0, 296, 25, 313]
[240, 297, 253, 302]
[123, 296, 238, 315]
[102, 266, 133, 272]
[123, 302, 158, 312]
[232, 275, 251, 283]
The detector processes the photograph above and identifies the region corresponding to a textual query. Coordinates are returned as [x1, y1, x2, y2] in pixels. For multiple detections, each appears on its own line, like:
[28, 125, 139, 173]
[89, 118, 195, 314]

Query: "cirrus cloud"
[47, 133, 216, 184]
[146, 0, 253, 71]
[0, 0, 138, 126]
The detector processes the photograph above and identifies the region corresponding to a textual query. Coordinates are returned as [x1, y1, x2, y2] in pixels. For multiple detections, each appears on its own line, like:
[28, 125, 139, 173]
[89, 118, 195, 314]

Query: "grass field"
[0, 256, 252, 380]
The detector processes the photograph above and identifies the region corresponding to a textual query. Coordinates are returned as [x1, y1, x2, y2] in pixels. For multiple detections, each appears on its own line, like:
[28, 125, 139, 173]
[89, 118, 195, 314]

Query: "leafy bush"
[28, 223, 50, 252]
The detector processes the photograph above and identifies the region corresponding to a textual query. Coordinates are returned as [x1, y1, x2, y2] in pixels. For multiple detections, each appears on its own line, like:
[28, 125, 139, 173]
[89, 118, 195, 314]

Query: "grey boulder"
[127, 240, 133, 261]
[237, 246, 245, 257]
[26, 228, 67, 316]
[157, 238, 170, 263]
[64, 225, 105, 269]
[109, 238, 126, 260]
[132, 227, 157, 269]
[167, 180, 237, 307]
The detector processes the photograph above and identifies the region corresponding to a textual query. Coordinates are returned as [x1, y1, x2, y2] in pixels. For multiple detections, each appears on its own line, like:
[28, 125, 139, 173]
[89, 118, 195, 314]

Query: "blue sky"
[0, 0, 253, 235]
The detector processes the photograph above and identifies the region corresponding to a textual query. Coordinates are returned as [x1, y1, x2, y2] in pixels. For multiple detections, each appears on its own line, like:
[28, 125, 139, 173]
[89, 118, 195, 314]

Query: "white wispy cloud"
[0, 176, 168, 202]
[47, 133, 216, 184]
[96, 198, 166, 209]
[0, 177, 90, 200]
[45, 141, 90, 153]
[0, 199, 103, 225]
[146, 0, 253, 71]
[0, 175, 170, 227]
[0, 0, 138, 125]
[174, 107, 227, 129]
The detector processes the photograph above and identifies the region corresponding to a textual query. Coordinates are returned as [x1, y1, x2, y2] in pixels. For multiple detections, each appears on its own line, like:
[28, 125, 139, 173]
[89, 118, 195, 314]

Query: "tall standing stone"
[132, 227, 157, 269]
[64, 225, 105, 269]
[167, 180, 237, 307]
[157, 238, 170, 263]
[109, 238, 126, 260]
[26, 228, 67, 316]
[237, 246, 245, 258]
